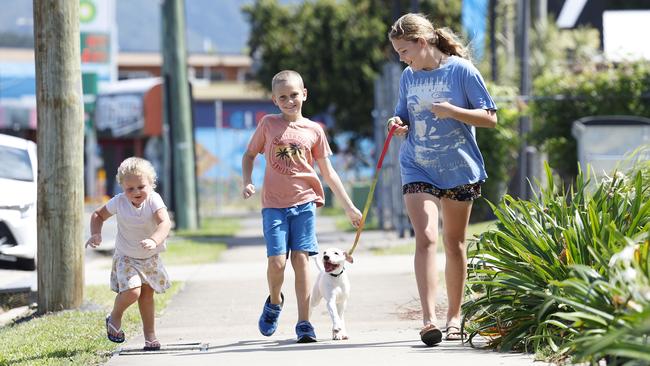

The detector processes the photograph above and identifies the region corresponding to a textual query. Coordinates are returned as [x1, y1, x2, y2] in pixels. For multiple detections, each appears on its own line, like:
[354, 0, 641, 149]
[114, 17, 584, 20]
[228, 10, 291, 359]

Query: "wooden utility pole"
[517, 0, 532, 199]
[161, 0, 198, 230]
[33, 0, 85, 312]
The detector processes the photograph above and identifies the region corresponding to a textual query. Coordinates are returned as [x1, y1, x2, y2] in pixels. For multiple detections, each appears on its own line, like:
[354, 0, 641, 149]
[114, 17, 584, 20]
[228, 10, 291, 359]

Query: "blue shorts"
[261, 201, 318, 257]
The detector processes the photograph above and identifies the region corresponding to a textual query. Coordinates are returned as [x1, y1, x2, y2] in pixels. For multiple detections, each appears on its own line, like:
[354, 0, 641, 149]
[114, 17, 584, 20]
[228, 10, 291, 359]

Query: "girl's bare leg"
[109, 287, 140, 336]
[138, 284, 156, 341]
[404, 193, 440, 326]
[440, 198, 472, 326]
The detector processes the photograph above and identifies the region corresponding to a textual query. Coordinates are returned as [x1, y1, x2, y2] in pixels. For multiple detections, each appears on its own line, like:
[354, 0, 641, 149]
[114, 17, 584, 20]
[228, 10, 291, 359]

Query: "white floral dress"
[110, 253, 170, 293]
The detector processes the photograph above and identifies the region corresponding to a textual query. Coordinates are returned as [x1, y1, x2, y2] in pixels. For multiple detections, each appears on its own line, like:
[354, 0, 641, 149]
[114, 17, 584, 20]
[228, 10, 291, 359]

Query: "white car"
[0, 133, 37, 270]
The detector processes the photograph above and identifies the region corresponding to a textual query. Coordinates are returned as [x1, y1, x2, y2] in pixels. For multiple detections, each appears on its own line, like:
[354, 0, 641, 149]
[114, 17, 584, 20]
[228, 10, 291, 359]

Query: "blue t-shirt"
[394, 56, 497, 189]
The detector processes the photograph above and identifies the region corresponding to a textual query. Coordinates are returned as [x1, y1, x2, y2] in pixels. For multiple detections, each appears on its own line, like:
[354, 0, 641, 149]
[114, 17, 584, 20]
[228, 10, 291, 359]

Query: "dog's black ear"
[344, 252, 354, 263]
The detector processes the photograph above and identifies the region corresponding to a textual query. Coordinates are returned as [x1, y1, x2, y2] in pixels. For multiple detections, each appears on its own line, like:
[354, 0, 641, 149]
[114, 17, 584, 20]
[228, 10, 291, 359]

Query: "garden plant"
[463, 161, 650, 365]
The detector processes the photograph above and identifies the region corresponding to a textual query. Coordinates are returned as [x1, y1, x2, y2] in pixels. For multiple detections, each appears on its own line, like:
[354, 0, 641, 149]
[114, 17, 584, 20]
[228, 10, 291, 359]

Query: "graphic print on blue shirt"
[394, 56, 497, 189]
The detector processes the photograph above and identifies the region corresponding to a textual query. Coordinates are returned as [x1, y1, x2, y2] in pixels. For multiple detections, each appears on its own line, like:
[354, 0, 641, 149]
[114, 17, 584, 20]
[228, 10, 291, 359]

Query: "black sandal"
[419, 324, 442, 346]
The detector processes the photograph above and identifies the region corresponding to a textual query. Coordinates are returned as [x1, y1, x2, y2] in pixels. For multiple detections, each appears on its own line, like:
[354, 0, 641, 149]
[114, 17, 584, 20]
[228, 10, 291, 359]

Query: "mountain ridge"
[0, 0, 301, 55]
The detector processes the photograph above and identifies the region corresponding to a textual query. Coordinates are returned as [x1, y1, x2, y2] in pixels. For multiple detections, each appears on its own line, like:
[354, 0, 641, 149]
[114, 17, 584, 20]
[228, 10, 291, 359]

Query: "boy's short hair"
[271, 70, 304, 92]
[116, 157, 157, 188]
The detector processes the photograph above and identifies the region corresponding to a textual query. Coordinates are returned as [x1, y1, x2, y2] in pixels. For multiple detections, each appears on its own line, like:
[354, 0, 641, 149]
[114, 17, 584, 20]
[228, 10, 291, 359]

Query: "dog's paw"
[332, 328, 349, 340]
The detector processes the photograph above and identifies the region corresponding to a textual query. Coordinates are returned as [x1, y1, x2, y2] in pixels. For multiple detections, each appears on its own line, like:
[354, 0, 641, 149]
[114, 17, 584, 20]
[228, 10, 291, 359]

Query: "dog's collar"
[329, 267, 345, 277]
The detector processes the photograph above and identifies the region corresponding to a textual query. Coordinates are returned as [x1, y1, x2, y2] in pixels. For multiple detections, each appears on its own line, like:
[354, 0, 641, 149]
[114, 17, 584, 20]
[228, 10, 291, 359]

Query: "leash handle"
[375, 124, 397, 170]
[349, 124, 398, 256]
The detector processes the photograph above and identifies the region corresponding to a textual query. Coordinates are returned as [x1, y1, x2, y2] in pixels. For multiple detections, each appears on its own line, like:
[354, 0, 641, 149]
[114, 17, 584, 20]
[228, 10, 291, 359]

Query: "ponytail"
[389, 14, 470, 60]
[435, 28, 469, 59]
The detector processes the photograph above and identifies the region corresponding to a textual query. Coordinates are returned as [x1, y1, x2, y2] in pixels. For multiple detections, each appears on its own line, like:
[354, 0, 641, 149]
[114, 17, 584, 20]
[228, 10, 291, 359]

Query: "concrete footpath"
[106, 214, 544, 366]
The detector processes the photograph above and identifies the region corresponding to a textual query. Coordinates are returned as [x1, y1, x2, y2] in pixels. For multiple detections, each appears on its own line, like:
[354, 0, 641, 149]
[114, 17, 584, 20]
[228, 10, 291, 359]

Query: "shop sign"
[95, 93, 144, 137]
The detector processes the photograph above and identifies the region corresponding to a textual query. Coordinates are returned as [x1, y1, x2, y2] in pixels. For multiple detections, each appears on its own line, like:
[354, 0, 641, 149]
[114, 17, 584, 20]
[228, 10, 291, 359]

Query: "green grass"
[318, 206, 341, 216]
[0, 283, 181, 366]
[174, 216, 240, 238]
[321, 206, 380, 231]
[335, 215, 380, 231]
[164, 216, 233, 265]
[0, 226, 232, 366]
[162, 239, 227, 265]
[371, 220, 497, 255]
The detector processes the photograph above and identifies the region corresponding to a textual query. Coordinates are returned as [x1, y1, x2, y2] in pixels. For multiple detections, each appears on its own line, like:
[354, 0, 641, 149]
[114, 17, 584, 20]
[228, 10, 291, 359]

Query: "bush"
[530, 62, 650, 183]
[473, 84, 520, 221]
[463, 162, 650, 364]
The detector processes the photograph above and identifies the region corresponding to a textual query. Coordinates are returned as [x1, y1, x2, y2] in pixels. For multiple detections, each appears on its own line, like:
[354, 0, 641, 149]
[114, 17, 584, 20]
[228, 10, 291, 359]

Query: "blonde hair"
[116, 157, 157, 188]
[271, 70, 304, 92]
[388, 13, 469, 59]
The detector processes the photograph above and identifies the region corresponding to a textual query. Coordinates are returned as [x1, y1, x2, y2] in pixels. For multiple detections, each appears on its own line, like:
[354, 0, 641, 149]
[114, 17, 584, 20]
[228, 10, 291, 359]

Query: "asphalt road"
[0, 208, 117, 291]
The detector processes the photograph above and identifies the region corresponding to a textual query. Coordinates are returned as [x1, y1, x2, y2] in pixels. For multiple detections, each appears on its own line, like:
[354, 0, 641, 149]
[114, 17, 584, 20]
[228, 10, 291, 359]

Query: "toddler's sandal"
[144, 339, 161, 351]
[105, 315, 125, 343]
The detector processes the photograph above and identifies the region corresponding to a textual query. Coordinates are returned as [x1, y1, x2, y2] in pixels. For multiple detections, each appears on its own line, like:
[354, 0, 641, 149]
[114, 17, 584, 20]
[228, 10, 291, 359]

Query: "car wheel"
[17, 257, 36, 271]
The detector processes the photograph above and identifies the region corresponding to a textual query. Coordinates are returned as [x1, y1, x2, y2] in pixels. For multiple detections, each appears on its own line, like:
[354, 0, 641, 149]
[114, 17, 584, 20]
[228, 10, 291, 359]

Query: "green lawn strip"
[335, 215, 380, 231]
[371, 220, 497, 255]
[162, 239, 227, 266]
[0, 282, 181, 366]
[174, 217, 240, 238]
[97, 238, 228, 269]
[0, 228, 231, 365]
[319, 206, 345, 217]
[323, 206, 379, 231]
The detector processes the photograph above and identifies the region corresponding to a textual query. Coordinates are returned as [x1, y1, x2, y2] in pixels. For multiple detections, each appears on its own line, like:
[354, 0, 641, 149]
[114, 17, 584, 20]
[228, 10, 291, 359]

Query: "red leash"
[348, 124, 398, 256]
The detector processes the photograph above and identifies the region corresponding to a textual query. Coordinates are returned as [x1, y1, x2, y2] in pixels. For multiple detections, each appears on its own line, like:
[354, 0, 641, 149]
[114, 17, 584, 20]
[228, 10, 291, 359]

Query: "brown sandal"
[419, 324, 442, 346]
[445, 323, 467, 341]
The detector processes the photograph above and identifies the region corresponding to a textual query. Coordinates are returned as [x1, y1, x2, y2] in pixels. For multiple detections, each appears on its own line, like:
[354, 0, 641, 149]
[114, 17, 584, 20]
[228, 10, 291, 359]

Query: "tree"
[243, 0, 462, 136]
[244, 0, 385, 136]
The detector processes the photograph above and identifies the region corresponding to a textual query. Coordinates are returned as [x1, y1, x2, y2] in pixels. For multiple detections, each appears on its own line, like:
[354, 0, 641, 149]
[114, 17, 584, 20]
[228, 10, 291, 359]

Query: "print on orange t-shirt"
[246, 114, 332, 209]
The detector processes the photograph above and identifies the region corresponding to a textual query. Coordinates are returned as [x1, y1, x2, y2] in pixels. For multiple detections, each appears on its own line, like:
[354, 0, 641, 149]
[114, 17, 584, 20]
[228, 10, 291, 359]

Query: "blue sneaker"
[258, 293, 284, 336]
[295, 320, 317, 343]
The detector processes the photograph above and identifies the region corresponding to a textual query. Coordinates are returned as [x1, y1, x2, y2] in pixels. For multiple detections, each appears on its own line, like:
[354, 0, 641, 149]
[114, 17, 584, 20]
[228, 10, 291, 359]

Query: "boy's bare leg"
[291, 250, 311, 321]
[138, 284, 156, 341]
[110, 287, 140, 336]
[267, 255, 287, 304]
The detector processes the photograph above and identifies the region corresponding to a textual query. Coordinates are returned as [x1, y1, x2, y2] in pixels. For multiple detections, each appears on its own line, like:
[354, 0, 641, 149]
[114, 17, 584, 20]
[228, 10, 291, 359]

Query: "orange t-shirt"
[246, 114, 332, 208]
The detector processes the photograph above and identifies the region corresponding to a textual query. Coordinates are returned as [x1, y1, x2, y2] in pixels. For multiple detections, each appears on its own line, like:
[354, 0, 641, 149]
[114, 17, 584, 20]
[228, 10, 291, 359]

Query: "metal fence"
[372, 62, 412, 237]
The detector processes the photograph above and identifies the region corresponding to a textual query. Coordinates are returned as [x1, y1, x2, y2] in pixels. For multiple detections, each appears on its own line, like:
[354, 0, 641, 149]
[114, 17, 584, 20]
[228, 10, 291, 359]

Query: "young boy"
[241, 70, 362, 343]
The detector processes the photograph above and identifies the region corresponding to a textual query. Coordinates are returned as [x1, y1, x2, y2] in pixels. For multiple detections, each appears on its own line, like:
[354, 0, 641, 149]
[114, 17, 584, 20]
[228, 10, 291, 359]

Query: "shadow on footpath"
[117, 339, 428, 356]
[117, 337, 514, 357]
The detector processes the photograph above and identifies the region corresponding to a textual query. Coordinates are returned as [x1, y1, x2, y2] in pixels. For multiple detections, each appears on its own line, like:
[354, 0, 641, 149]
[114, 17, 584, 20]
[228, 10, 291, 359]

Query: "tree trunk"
[33, 0, 85, 312]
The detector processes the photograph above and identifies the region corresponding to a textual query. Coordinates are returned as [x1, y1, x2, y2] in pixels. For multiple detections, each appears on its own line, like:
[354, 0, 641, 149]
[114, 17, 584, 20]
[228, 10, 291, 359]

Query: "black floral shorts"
[402, 181, 483, 201]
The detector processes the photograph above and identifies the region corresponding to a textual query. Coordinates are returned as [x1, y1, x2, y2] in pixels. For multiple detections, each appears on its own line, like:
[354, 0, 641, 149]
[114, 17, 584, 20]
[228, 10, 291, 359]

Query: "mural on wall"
[192, 99, 377, 215]
[193, 100, 277, 215]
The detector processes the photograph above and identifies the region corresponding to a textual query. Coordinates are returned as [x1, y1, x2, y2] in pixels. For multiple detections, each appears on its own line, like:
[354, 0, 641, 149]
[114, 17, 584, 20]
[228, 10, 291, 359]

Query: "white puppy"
[310, 247, 353, 340]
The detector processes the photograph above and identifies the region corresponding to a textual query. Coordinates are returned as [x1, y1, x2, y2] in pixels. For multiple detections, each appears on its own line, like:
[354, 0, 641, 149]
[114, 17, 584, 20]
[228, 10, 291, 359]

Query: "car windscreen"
[0, 145, 34, 182]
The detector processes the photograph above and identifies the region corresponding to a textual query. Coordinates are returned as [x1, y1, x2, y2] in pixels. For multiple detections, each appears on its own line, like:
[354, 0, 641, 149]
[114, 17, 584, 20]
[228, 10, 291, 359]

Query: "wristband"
[386, 117, 397, 131]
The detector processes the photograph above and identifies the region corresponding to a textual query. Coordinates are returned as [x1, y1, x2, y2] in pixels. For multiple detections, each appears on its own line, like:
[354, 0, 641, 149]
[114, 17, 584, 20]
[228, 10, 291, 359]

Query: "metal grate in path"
[117, 342, 210, 355]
